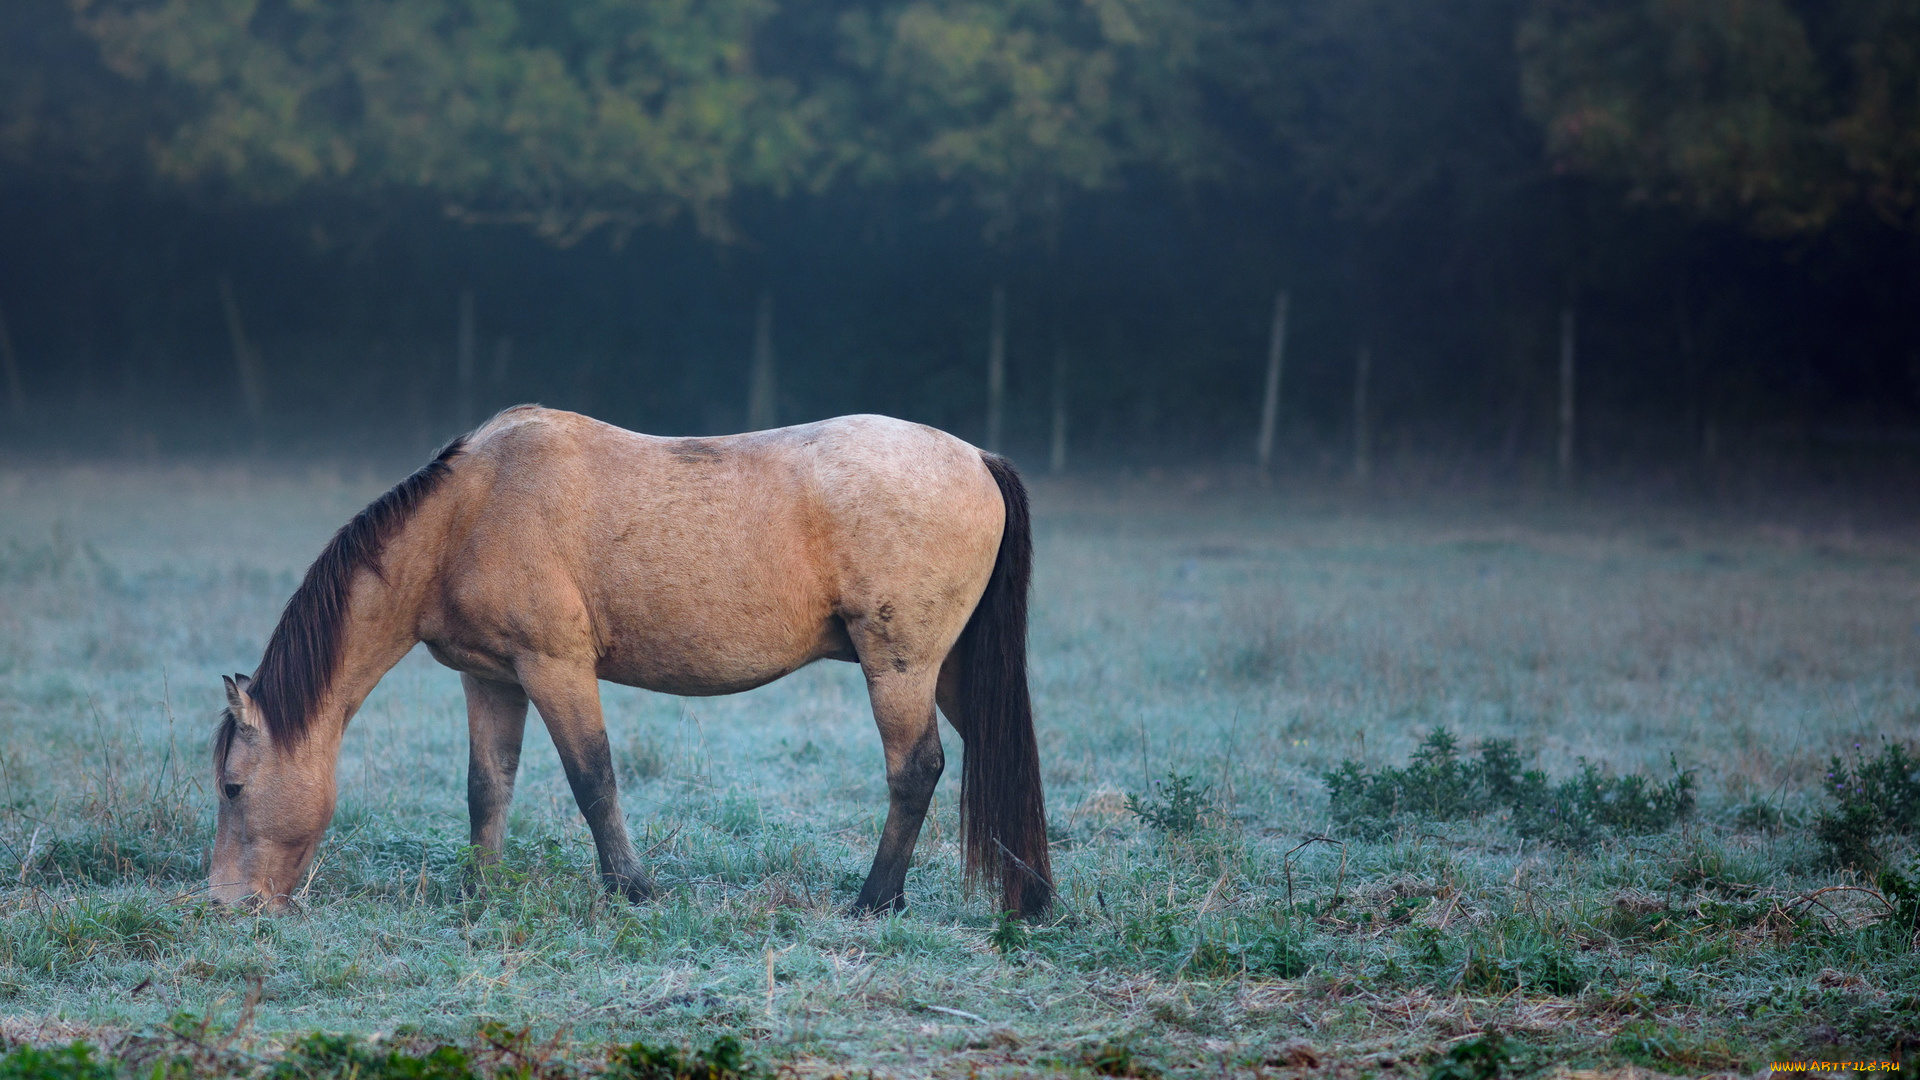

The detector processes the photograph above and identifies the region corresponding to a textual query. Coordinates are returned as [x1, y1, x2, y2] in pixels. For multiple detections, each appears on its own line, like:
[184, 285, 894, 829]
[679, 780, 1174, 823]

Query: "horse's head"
[209, 674, 336, 910]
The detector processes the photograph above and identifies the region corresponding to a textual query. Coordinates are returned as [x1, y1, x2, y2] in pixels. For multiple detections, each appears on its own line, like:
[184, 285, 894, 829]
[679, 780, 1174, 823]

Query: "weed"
[989, 910, 1031, 954]
[601, 1036, 761, 1080]
[1243, 929, 1311, 978]
[1079, 1041, 1160, 1078]
[1529, 948, 1587, 995]
[1405, 926, 1449, 972]
[1876, 864, 1920, 946]
[1458, 950, 1520, 994]
[1386, 895, 1431, 923]
[1183, 927, 1310, 978]
[1815, 741, 1920, 868]
[1507, 759, 1696, 847]
[0, 1035, 762, 1080]
[3, 896, 192, 969]
[1327, 728, 1694, 847]
[1428, 1032, 1510, 1080]
[1728, 798, 1795, 832]
[717, 792, 760, 836]
[616, 736, 667, 782]
[1126, 771, 1215, 835]
[1324, 729, 1501, 832]
[1611, 1021, 1744, 1072]
[266, 1034, 476, 1080]
[0, 1044, 114, 1080]
[1814, 802, 1882, 870]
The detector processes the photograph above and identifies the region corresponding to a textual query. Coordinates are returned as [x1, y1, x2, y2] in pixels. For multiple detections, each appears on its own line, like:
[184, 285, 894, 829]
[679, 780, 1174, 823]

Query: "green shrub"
[1815, 801, 1884, 870]
[989, 910, 1031, 955]
[1126, 771, 1216, 835]
[1528, 948, 1588, 995]
[1326, 728, 1694, 847]
[265, 1034, 477, 1080]
[1428, 1032, 1510, 1080]
[1506, 760, 1695, 847]
[0, 1044, 115, 1080]
[1185, 928, 1310, 979]
[1324, 729, 1503, 832]
[1815, 742, 1920, 868]
[600, 1036, 761, 1080]
[1876, 864, 1920, 945]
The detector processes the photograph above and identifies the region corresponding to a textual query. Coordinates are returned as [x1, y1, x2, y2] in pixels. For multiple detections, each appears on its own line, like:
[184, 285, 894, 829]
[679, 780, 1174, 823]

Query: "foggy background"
[2, 0, 1917, 487]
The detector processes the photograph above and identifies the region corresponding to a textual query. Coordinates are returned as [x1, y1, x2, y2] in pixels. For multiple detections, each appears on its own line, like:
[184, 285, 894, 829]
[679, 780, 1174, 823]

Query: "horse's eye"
[224, 783, 244, 801]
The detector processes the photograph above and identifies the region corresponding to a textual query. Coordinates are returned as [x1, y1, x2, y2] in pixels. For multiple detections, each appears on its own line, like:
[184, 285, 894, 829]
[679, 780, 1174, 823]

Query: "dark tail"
[958, 452, 1053, 919]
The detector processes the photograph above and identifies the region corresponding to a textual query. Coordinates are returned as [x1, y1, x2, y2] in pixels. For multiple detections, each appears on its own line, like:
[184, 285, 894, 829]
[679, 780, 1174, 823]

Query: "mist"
[1, 0, 1916, 490]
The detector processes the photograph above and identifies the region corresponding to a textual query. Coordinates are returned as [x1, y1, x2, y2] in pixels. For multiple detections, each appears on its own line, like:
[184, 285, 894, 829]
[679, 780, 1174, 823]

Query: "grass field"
[2, 460, 1918, 1077]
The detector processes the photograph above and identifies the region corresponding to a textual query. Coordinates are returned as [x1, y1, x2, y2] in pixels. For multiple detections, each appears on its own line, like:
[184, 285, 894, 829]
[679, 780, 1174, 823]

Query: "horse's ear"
[223, 674, 258, 725]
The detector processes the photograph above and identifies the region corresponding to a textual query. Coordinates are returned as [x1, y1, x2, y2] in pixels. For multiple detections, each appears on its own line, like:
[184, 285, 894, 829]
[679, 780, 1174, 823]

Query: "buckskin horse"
[210, 406, 1052, 917]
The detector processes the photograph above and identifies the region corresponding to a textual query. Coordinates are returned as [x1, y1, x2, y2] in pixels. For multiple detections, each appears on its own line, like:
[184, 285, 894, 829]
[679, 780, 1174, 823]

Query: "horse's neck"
[319, 509, 446, 739]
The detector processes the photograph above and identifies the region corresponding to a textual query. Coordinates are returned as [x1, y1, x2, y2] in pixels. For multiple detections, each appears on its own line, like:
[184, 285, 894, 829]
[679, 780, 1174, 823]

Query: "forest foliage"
[4, 1, 1920, 457]
[8, 0, 1915, 246]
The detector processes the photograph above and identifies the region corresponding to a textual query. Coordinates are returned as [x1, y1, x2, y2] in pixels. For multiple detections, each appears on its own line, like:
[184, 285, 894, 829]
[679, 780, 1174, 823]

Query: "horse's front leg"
[462, 673, 528, 893]
[517, 660, 654, 902]
[852, 671, 945, 914]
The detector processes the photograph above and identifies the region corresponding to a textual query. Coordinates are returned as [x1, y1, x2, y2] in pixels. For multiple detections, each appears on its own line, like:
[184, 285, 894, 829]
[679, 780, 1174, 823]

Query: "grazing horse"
[211, 406, 1052, 918]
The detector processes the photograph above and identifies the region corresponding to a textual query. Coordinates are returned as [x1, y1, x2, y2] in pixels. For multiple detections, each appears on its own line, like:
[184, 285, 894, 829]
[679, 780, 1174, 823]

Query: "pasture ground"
[1, 460, 1917, 1077]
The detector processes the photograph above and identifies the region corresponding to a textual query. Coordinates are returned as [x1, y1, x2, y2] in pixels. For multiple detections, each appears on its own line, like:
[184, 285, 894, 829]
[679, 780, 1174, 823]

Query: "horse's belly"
[594, 614, 857, 696]
[599, 662, 802, 697]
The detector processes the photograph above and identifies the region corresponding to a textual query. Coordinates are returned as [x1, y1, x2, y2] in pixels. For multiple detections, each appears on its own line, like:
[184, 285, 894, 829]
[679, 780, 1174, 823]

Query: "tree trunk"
[1049, 344, 1068, 474]
[457, 290, 476, 430]
[217, 275, 265, 433]
[1557, 304, 1576, 488]
[491, 336, 513, 387]
[747, 291, 778, 431]
[1674, 291, 1697, 464]
[1353, 344, 1371, 485]
[1255, 289, 1289, 475]
[986, 285, 1007, 453]
[0, 303, 24, 419]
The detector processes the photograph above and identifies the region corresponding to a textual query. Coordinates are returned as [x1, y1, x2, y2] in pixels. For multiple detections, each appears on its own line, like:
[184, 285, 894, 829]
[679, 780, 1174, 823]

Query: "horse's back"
[432, 408, 1003, 694]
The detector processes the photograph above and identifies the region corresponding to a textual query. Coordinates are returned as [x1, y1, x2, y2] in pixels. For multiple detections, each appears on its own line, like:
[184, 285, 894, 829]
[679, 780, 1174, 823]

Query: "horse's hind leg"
[463, 674, 529, 891]
[517, 661, 655, 902]
[852, 670, 945, 914]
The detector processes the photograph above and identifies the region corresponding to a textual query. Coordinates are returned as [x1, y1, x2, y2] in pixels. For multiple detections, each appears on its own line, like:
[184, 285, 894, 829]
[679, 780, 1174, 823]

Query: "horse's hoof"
[606, 873, 656, 903]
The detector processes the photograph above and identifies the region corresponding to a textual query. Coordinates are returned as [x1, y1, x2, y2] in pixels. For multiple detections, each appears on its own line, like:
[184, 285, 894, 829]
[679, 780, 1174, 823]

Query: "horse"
[210, 405, 1053, 918]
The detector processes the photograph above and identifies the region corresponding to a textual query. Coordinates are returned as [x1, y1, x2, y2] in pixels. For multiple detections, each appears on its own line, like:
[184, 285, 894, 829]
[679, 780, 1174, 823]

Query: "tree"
[835, 0, 1218, 244]
[1, 0, 158, 179]
[1518, 0, 1920, 235]
[1213, 0, 1545, 225]
[75, 0, 824, 242]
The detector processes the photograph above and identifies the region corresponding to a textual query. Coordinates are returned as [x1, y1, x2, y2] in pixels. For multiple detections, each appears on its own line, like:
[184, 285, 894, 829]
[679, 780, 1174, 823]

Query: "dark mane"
[212, 709, 237, 780]
[249, 438, 468, 746]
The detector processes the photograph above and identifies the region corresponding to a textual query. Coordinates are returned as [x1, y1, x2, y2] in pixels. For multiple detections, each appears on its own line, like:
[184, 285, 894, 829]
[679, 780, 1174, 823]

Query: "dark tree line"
[1, 0, 1917, 477]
